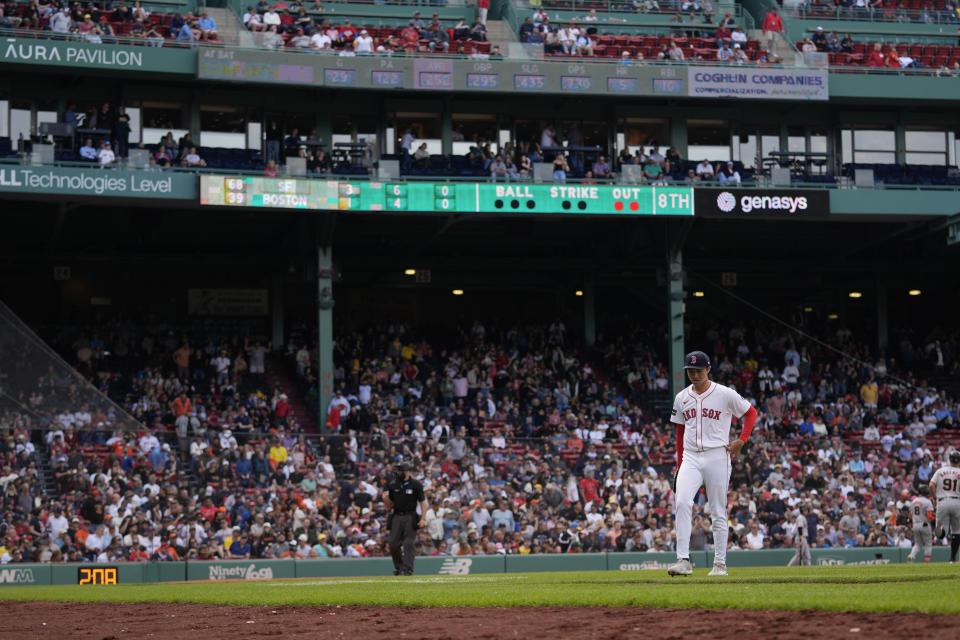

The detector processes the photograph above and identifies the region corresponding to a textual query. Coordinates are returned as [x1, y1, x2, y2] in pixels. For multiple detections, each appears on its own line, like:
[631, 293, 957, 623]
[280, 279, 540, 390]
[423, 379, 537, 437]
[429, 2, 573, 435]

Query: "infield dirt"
[5, 601, 960, 639]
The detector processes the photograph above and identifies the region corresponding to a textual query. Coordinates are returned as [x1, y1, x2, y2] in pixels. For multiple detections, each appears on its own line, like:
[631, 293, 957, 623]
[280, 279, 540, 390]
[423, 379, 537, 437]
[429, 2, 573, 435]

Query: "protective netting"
[0, 300, 143, 432]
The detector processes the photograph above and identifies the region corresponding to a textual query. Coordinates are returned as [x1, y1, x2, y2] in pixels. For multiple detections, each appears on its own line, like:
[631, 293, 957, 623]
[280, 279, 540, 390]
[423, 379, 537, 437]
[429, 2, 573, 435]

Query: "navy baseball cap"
[684, 351, 711, 369]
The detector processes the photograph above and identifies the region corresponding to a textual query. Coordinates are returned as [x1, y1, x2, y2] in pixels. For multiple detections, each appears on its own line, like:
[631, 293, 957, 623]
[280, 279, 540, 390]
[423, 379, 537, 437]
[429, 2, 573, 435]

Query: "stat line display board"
[200, 176, 694, 216]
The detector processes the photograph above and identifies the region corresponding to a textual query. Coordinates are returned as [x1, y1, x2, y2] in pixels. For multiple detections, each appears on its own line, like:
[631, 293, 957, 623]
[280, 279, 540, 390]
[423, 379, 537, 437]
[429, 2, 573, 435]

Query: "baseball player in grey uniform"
[787, 504, 811, 566]
[906, 487, 934, 563]
[929, 450, 960, 563]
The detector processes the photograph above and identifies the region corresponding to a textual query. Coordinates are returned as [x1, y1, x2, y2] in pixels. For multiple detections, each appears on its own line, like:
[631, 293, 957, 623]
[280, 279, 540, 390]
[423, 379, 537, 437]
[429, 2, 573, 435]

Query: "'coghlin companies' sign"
[0, 167, 196, 200]
[1, 38, 197, 74]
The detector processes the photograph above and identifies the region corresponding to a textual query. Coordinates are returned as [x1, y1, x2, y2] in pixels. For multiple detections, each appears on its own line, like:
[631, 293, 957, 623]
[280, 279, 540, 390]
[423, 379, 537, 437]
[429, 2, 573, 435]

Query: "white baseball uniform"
[907, 496, 934, 561]
[671, 381, 752, 566]
[931, 465, 960, 536]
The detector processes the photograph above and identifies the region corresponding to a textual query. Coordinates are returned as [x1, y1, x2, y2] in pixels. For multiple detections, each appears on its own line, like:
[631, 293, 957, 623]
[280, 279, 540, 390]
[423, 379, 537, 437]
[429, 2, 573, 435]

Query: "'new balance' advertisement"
[695, 188, 830, 217]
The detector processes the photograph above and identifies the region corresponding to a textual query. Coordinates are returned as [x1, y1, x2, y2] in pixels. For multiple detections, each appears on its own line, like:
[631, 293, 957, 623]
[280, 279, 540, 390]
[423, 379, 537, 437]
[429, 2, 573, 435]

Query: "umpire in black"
[384, 460, 427, 576]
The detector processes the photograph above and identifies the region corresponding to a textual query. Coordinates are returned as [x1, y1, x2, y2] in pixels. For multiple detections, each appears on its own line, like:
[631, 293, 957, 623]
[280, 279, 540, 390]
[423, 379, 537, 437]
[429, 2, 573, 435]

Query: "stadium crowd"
[1, 0, 222, 45]
[1, 316, 958, 565]
[241, 6, 490, 54]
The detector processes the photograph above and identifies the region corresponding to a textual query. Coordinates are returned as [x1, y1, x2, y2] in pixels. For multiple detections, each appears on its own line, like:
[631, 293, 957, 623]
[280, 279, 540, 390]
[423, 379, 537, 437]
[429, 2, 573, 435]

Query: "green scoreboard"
[200, 176, 694, 216]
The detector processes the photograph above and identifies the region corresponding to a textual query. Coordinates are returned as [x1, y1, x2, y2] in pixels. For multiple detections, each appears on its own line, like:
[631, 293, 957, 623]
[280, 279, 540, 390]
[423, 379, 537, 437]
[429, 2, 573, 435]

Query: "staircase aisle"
[35, 442, 58, 497]
[205, 7, 242, 46]
[265, 354, 318, 434]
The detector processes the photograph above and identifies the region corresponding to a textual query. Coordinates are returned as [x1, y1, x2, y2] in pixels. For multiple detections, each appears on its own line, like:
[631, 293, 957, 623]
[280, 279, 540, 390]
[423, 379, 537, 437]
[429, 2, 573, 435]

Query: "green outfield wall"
[0, 548, 949, 586]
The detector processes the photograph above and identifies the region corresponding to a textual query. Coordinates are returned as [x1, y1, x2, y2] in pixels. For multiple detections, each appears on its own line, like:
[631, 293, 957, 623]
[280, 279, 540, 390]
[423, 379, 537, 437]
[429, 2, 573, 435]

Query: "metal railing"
[0, 26, 213, 48]
[4, 157, 960, 190]
[517, 0, 744, 17]
[786, 5, 960, 26]
[514, 1, 755, 29]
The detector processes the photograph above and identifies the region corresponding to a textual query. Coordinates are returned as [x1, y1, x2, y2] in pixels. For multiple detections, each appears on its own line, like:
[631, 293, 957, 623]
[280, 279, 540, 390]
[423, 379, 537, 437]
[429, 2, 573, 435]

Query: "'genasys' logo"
[717, 191, 808, 214]
[716, 192, 737, 212]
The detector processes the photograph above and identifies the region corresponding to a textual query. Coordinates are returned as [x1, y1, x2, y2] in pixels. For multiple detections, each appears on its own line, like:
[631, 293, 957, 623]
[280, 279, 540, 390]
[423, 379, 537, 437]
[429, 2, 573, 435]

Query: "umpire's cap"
[395, 460, 413, 471]
[950, 450, 960, 465]
[684, 351, 711, 370]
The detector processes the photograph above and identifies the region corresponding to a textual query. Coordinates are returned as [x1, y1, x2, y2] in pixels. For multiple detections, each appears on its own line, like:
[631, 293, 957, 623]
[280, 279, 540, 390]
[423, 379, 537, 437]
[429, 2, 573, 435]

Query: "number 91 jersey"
[670, 381, 752, 453]
[931, 465, 960, 500]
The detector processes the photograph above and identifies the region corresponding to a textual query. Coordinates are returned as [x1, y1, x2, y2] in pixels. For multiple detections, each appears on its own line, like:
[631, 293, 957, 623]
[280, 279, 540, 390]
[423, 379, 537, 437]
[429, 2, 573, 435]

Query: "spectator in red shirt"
[714, 24, 731, 48]
[761, 7, 783, 32]
[400, 25, 419, 46]
[477, 0, 489, 26]
[404, 361, 419, 381]
[885, 47, 900, 68]
[441, 457, 460, 480]
[761, 7, 783, 52]
[865, 43, 885, 67]
[274, 392, 291, 426]
[326, 404, 341, 430]
[129, 545, 150, 562]
[200, 498, 217, 522]
[264, 159, 279, 177]
[579, 469, 600, 504]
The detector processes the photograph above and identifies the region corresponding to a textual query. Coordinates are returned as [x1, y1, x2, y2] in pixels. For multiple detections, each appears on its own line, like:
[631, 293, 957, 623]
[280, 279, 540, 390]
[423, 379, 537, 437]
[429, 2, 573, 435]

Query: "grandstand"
[0, 0, 958, 571]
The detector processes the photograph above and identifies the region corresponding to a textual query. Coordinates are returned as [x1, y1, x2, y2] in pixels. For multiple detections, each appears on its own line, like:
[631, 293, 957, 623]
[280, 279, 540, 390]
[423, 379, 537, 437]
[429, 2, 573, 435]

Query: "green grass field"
[1, 565, 958, 614]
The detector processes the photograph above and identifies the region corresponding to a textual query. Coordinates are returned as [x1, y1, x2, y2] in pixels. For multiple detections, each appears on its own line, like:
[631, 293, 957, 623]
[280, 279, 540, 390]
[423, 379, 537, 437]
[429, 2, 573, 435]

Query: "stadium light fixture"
[404, 269, 416, 276]
[908, 289, 921, 296]
[848, 291, 862, 299]
[452, 289, 464, 296]
[827, 313, 839, 320]
[693, 291, 705, 297]
[803, 307, 813, 312]
[575, 290, 583, 297]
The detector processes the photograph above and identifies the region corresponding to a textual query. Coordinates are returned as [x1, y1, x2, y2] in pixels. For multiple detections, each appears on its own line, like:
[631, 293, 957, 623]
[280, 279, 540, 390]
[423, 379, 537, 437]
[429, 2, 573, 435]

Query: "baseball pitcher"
[668, 350, 757, 577]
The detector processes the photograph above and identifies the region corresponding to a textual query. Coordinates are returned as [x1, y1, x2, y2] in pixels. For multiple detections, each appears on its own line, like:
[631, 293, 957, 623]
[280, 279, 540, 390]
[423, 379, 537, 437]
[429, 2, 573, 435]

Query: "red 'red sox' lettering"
[683, 408, 722, 421]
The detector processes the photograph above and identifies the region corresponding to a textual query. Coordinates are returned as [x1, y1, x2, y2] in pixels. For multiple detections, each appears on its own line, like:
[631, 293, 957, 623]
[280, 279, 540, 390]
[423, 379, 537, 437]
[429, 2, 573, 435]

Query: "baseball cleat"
[667, 559, 693, 576]
[708, 564, 728, 576]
